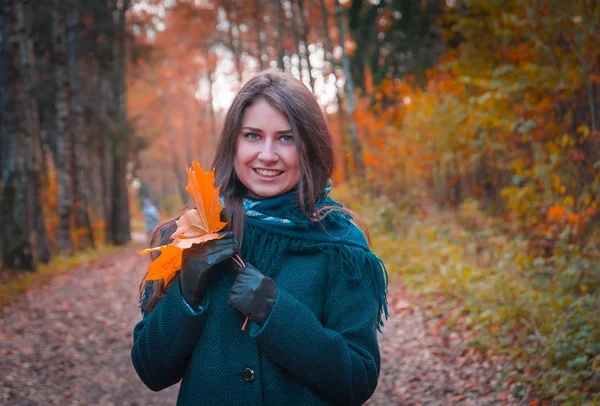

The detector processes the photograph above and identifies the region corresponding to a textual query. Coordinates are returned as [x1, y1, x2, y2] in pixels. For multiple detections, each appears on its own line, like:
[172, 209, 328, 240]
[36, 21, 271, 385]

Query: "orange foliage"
[547, 205, 565, 221]
[502, 42, 536, 64]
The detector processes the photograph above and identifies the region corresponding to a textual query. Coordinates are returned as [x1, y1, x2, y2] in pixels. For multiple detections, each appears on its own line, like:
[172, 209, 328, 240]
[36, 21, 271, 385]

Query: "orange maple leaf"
[174, 233, 224, 249]
[180, 160, 228, 236]
[138, 161, 229, 286]
[170, 209, 207, 239]
[140, 244, 183, 287]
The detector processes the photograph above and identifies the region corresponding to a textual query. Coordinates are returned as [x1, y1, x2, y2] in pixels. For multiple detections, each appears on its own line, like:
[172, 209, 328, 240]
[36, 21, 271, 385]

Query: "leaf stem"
[232, 254, 250, 331]
[232, 253, 245, 267]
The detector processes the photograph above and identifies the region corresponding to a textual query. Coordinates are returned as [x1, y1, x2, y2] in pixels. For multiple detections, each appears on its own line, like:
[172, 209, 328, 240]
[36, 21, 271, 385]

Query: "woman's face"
[234, 99, 301, 199]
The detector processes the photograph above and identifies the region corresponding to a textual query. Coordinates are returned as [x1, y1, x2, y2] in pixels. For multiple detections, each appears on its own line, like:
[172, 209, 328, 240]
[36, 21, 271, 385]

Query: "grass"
[0, 244, 123, 310]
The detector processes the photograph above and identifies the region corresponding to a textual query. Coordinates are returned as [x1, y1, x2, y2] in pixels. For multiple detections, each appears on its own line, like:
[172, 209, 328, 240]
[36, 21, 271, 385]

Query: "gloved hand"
[227, 264, 278, 326]
[179, 232, 238, 307]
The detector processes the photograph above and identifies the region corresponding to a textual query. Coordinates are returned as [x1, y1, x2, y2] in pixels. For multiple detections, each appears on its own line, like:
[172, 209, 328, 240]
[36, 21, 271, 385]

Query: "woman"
[131, 70, 388, 406]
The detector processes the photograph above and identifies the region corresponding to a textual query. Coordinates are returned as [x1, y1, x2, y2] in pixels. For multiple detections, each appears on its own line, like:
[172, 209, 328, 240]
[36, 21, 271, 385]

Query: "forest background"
[0, 0, 599, 403]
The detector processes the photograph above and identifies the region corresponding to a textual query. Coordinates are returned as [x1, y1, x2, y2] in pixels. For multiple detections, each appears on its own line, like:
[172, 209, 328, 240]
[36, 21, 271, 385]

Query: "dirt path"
[366, 289, 522, 406]
[0, 246, 520, 405]
[0, 246, 179, 405]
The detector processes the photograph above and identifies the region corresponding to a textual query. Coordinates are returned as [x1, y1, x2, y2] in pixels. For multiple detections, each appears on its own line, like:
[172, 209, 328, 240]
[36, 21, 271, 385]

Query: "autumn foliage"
[341, 1, 600, 403]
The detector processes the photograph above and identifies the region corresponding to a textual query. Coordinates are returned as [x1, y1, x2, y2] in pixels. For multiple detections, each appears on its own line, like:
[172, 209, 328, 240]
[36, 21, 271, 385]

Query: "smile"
[254, 168, 283, 178]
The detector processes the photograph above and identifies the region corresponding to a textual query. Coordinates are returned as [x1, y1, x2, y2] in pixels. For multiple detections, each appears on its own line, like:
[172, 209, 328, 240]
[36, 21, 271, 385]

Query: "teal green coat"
[131, 218, 388, 405]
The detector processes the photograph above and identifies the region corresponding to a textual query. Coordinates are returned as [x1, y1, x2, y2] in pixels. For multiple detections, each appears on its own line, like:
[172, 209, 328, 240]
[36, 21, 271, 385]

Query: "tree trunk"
[102, 119, 114, 245]
[296, 0, 315, 91]
[66, 0, 94, 249]
[334, 113, 351, 183]
[157, 85, 188, 204]
[17, 0, 51, 262]
[183, 97, 194, 166]
[1, 0, 35, 270]
[206, 66, 218, 149]
[99, 0, 131, 246]
[96, 59, 113, 244]
[335, 0, 364, 178]
[98, 120, 109, 241]
[254, 0, 265, 70]
[110, 0, 131, 245]
[272, 0, 285, 70]
[319, 0, 349, 182]
[319, 0, 334, 73]
[288, 0, 303, 81]
[52, 0, 74, 254]
[224, 0, 243, 87]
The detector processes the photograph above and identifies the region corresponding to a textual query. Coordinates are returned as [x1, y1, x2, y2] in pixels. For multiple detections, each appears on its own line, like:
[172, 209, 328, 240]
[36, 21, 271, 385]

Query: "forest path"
[0, 244, 521, 405]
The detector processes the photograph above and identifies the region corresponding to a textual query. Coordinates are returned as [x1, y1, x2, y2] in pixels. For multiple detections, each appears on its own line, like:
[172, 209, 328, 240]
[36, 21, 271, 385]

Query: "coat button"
[243, 367, 255, 382]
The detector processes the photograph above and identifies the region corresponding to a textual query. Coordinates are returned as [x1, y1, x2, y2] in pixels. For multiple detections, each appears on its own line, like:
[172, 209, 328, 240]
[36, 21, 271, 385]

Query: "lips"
[254, 168, 283, 178]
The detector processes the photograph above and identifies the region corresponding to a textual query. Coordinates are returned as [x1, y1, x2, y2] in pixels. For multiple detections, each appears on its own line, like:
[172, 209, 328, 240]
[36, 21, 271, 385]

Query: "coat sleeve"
[249, 249, 385, 406]
[131, 277, 210, 391]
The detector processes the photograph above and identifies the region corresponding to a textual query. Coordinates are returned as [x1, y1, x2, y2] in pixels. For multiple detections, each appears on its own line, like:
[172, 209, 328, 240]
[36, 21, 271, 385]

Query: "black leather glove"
[227, 264, 278, 326]
[179, 232, 238, 307]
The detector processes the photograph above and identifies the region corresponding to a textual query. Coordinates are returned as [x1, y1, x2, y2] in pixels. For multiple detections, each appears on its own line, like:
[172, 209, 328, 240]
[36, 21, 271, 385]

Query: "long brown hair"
[213, 69, 335, 241]
[140, 69, 361, 311]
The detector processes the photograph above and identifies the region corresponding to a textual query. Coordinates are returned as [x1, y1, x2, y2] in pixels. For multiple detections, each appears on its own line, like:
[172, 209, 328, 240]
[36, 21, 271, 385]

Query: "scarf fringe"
[242, 222, 389, 331]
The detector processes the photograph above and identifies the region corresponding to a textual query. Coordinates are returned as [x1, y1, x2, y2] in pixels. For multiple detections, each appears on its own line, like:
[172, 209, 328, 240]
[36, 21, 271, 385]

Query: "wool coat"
[131, 217, 388, 406]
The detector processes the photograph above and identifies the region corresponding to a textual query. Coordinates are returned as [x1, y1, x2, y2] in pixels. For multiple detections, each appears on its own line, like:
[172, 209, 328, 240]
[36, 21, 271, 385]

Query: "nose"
[257, 139, 278, 164]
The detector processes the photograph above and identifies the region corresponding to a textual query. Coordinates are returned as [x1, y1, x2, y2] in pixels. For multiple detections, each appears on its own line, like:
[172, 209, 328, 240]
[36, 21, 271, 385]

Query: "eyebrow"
[241, 126, 293, 134]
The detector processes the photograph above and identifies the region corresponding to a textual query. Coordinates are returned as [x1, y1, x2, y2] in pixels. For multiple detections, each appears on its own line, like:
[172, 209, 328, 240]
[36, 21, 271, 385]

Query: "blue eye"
[245, 133, 261, 140]
[280, 135, 293, 143]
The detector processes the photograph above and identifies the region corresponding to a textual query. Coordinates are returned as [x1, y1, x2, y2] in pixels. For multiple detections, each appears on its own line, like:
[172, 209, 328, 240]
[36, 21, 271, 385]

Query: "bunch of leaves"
[138, 160, 229, 286]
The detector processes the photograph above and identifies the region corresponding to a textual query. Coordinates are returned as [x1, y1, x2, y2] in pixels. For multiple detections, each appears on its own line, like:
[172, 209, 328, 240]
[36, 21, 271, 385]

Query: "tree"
[66, 0, 94, 249]
[296, 0, 315, 90]
[1, 0, 36, 270]
[347, 0, 444, 89]
[52, 0, 74, 254]
[335, 0, 364, 178]
[253, 0, 266, 70]
[17, 0, 51, 262]
[107, 0, 132, 246]
[272, 0, 285, 70]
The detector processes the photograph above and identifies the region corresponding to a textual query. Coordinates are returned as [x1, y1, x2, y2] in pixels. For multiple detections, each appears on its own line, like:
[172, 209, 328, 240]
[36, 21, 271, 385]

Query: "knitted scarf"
[238, 187, 389, 331]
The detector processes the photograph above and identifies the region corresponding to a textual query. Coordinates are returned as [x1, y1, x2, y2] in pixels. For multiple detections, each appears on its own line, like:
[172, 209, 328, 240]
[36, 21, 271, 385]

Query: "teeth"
[255, 169, 282, 177]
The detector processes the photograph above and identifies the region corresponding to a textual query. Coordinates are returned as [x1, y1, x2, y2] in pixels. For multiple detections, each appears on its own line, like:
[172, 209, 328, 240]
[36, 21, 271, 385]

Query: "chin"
[249, 184, 290, 199]
[252, 189, 283, 198]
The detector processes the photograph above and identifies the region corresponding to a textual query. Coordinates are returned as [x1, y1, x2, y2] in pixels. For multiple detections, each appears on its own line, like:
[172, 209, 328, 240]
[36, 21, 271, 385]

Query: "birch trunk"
[157, 86, 188, 204]
[254, 0, 265, 70]
[296, 0, 315, 91]
[206, 66, 218, 149]
[319, 0, 349, 182]
[272, 0, 285, 70]
[335, 0, 364, 178]
[183, 98, 194, 166]
[288, 0, 303, 81]
[224, 0, 242, 86]
[319, 0, 334, 72]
